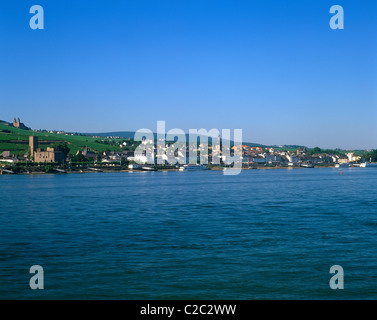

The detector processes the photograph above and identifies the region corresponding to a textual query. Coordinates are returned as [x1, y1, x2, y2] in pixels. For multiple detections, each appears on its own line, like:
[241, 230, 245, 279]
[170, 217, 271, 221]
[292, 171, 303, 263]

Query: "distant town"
[0, 118, 376, 174]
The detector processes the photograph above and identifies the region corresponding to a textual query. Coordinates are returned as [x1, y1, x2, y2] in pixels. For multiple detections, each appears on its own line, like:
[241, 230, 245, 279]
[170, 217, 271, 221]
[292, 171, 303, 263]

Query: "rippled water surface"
[1, 167, 377, 299]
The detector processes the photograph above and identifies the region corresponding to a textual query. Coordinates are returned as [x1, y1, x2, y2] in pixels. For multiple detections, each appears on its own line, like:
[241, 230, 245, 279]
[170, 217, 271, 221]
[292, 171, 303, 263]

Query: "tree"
[313, 147, 321, 154]
[367, 150, 377, 162]
[45, 165, 53, 173]
[70, 153, 88, 162]
[53, 142, 70, 157]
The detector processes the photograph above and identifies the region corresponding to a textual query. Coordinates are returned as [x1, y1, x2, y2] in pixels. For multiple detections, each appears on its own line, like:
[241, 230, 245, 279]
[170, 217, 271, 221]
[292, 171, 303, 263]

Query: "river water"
[1, 167, 377, 299]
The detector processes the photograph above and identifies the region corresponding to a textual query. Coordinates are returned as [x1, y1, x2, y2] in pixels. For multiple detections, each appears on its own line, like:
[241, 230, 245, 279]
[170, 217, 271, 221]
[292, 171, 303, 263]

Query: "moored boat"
[141, 166, 157, 171]
[300, 163, 314, 168]
[179, 164, 208, 171]
[335, 163, 350, 168]
[366, 162, 377, 167]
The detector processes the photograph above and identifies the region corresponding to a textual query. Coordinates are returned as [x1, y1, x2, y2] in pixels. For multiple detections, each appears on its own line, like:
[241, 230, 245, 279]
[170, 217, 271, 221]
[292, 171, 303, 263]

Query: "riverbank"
[0, 164, 347, 175]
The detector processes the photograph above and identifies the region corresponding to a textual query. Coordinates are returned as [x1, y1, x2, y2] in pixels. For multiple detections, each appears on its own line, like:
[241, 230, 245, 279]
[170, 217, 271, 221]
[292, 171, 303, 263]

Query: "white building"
[346, 152, 361, 162]
[286, 154, 299, 164]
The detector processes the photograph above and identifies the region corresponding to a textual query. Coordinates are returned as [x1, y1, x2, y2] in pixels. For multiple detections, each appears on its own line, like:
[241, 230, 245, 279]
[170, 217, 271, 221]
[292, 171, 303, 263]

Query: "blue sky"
[0, 0, 376, 149]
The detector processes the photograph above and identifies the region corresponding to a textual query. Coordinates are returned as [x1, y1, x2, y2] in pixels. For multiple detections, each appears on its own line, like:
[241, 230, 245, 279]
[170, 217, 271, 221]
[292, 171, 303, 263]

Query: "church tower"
[13, 118, 20, 128]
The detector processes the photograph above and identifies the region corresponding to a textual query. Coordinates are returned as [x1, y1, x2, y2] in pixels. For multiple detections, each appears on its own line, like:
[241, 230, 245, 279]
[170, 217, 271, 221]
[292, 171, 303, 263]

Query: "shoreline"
[0, 164, 351, 175]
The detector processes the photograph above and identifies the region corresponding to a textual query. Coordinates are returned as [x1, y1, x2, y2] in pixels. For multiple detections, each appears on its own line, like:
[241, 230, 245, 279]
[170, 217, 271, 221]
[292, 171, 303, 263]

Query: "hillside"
[2, 124, 347, 158]
[1, 124, 309, 156]
[0, 124, 127, 156]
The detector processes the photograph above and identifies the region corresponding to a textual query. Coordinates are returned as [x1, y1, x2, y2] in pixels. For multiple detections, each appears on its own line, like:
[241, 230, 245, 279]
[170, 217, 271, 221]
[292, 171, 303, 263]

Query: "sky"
[0, 0, 376, 149]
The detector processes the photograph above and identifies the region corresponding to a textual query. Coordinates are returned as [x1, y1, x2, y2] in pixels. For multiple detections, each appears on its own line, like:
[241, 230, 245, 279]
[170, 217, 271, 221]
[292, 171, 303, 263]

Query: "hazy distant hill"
[86, 131, 136, 139]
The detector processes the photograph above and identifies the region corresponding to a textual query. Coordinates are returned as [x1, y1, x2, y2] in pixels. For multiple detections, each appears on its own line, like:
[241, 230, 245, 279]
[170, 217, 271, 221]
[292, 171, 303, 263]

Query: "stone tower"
[13, 118, 20, 128]
[29, 136, 38, 159]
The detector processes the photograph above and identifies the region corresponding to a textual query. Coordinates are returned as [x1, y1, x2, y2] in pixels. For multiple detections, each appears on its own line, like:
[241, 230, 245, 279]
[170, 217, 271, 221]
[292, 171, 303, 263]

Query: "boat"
[346, 162, 377, 168]
[335, 163, 350, 168]
[351, 162, 368, 168]
[54, 168, 67, 173]
[0, 169, 14, 174]
[179, 164, 208, 171]
[300, 163, 314, 168]
[141, 166, 157, 171]
[339, 163, 368, 168]
[366, 162, 377, 167]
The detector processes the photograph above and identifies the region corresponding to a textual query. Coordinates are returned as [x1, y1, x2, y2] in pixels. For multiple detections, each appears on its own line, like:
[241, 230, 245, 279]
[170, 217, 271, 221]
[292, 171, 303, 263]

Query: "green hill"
[0, 124, 126, 156]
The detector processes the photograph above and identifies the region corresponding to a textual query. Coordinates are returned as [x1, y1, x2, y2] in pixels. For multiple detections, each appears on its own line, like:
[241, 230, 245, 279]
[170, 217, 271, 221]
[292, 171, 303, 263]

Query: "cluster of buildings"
[0, 136, 65, 164]
[1, 117, 366, 167]
[236, 145, 355, 166]
[0, 129, 364, 167]
[98, 150, 133, 164]
[127, 139, 362, 167]
[0, 151, 21, 164]
[29, 136, 66, 163]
